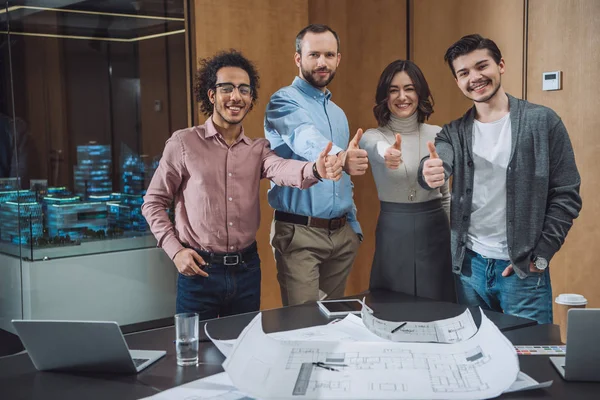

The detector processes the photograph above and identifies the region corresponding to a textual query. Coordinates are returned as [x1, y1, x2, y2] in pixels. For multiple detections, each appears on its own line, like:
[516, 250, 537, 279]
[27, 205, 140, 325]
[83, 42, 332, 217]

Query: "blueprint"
[207, 302, 478, 361]
[361, 304, 478, 343]
[139, 371, 254, 400]
[139, 371, 549, 400]
[222, 309, 520, 400]
[206, 314, 386, 358]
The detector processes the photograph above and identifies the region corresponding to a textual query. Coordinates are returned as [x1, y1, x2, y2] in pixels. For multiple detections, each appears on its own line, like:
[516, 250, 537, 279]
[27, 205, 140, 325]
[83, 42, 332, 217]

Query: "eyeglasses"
[214, 83, 253, 96]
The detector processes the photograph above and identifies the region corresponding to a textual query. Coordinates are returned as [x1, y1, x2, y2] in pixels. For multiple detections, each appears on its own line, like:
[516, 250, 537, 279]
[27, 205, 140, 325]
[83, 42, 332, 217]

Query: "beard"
[300, 65, 337, 88]
[470, 78, 502, 103]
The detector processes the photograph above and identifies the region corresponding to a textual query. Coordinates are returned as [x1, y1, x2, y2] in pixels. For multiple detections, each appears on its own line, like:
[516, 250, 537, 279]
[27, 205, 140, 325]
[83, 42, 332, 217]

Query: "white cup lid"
[555, 293, 587, 306]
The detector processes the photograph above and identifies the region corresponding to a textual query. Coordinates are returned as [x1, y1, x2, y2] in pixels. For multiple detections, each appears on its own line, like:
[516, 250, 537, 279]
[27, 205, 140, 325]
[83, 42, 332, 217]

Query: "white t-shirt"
[466, 113, 512, 260]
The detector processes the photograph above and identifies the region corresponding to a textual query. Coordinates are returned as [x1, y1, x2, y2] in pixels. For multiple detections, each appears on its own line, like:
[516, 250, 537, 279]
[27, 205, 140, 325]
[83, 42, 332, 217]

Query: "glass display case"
[0, 0, 187, 260]
[0, 0, 189, 335]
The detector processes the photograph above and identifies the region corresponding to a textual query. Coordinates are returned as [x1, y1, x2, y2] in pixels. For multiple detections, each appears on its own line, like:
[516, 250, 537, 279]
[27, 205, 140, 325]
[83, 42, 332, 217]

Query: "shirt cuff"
[162, 235, 185, 260]
[301, 162, 319, 189]
[349, 219, 362, 236]
[533, 241, 557, 263]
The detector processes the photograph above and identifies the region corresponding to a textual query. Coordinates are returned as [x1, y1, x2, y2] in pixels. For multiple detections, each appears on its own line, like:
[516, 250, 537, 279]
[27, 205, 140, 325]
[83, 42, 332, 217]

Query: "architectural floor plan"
[223, 310, 519, 399]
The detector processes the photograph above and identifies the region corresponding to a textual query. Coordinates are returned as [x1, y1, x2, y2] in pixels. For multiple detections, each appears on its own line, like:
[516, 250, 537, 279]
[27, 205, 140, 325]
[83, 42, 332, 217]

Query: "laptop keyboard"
[132, 358, 150, 367]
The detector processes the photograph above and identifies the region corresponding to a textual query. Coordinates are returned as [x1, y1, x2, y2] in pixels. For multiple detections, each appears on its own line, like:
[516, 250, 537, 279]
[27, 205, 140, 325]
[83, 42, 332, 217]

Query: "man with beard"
[265, 24, 369, 306]
[419, 34, 582, 324]
[142, 50, 339, 318]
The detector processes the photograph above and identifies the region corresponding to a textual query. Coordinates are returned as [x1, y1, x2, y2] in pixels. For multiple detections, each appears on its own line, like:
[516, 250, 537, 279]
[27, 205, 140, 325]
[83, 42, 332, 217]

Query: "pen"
[312, 362, 345, 371]
[391, 322, 407, 333]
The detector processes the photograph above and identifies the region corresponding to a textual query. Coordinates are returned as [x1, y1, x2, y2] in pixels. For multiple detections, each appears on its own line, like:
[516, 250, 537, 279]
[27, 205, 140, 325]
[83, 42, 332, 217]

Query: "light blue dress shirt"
[264, 77, 362, 235]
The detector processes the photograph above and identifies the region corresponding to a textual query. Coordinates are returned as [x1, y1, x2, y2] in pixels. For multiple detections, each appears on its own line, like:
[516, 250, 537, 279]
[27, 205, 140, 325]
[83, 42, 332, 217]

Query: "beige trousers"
[270, 220, 360, 306]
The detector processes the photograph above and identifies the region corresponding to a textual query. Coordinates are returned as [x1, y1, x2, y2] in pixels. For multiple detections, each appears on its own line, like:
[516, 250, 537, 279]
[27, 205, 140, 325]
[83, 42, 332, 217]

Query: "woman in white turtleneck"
[359, 60, 454, 302]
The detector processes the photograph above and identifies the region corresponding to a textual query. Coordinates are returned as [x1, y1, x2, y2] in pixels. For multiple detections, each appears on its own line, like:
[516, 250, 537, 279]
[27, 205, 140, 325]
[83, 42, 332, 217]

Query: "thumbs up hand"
[317, 142, 342, 181]
[384, 133, 402, 170]
[423, 141, 445, 188]
[343, 128, 369, 175]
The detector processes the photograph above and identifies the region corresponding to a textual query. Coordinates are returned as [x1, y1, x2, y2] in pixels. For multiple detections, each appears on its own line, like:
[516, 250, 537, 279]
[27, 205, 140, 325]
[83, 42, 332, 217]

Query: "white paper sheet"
[504, 371, 553, 393]
[206, 314, 386, 359]
[361, 304, 478, 343]
[140, 370, 552, 400]
[139, 372, 256, 400]
[223, 309, 520, 400]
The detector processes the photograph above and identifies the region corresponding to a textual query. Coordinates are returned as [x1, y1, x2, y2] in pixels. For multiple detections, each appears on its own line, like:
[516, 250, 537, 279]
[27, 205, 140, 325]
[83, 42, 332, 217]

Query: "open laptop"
[12, 320, 166, 374]
[550, 308, 600, 382]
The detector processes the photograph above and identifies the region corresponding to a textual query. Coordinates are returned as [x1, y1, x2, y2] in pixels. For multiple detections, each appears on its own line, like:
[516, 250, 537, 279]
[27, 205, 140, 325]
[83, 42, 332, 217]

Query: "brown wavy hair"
[373, 60, 434, 126]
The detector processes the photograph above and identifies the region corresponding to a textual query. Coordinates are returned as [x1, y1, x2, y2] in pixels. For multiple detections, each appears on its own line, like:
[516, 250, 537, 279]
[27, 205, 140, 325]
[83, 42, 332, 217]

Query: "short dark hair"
[295, 24, 340, 54]
[444, 34, 503, 77]
[193, 50, 260, 116]
[373, 60, 434, 126]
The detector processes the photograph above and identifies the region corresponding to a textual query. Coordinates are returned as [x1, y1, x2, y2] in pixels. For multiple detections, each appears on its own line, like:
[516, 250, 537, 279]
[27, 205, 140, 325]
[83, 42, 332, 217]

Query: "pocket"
[241, 253, 261, 272]
[526, 270, 546, 289]
[272, 222, 297, 254]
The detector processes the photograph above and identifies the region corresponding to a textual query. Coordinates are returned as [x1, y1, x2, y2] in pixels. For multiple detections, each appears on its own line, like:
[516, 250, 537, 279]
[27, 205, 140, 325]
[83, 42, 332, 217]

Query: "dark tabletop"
[1, 290, 597, 399]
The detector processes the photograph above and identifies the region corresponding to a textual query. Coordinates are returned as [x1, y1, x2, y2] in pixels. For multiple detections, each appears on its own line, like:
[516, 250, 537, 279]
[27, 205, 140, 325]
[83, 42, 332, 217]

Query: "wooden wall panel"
[139, 38, 171, 160]
[193, 0, 309, 309]
[411, 0, 524, 127]
[527, 0, 600, 310]
[308, 0, 407, 296]
[167, 34, 189, 133]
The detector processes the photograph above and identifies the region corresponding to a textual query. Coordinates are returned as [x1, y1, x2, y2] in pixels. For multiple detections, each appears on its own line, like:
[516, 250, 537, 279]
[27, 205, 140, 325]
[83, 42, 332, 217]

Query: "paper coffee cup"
[555, 293, 587, 343]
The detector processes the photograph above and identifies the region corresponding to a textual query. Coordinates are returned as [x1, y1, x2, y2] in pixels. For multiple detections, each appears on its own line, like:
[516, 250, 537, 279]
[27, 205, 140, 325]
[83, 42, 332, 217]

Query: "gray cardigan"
[418, 94, 582, 278]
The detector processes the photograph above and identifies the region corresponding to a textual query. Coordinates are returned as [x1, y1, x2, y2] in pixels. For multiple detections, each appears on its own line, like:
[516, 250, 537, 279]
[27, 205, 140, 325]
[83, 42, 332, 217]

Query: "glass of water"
[175, 312, 199, 366]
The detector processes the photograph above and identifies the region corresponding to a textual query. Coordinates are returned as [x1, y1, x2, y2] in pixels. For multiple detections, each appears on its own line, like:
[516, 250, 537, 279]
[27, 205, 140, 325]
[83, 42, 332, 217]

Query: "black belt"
[274, 210, 347, 230]
[196, 242, 257, 266]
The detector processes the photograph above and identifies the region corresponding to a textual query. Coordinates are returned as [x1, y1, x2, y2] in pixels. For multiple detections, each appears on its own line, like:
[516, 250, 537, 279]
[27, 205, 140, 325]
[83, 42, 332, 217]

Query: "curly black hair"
[193, 50, 260, 116]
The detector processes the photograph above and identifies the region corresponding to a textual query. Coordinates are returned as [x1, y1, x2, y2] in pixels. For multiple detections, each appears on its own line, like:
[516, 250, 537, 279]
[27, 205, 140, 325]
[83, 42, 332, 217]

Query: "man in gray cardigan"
[419, 34, 582, 324]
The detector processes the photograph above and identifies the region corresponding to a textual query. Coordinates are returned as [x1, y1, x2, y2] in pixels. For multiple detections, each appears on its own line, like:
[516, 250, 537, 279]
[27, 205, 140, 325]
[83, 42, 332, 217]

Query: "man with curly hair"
[142, 50, 339, 319]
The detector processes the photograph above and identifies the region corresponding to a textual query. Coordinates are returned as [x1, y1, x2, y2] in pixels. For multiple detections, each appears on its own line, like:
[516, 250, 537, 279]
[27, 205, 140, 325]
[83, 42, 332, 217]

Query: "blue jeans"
[175, 251, 261, 321]
[455, 248, 553, 324]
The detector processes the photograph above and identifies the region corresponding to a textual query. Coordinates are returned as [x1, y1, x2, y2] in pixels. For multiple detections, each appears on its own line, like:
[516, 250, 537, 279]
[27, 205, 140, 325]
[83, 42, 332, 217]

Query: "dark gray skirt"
[369, 199, 455, 302]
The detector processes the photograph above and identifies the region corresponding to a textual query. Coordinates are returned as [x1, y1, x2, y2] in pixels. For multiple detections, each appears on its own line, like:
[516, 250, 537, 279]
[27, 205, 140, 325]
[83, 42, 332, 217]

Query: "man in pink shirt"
[142, 50, 338, 319]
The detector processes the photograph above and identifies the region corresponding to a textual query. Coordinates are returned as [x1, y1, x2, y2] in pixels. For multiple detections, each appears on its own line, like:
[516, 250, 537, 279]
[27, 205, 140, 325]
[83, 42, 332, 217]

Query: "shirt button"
[467, 161, 473, 167]
[230, 246, 234, 250]
[229, 222, 233, 226]
[466, 188, 472, 194]
[228, 197, 233, 201]
[228, 173, 232, 177]
[462, 216, 469, 221]
[453, 265, 460, 271]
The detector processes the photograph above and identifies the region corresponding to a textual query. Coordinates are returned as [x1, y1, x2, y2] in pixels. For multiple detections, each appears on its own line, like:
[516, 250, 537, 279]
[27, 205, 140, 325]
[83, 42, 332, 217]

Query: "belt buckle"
[223, 254, 240, 266]
[328, 218, 340, 230]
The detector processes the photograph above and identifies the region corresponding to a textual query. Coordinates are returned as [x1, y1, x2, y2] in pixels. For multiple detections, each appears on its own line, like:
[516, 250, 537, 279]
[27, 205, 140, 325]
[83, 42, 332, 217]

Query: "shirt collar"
[204, 116, 252, 145]
[292, 76, 332, 101]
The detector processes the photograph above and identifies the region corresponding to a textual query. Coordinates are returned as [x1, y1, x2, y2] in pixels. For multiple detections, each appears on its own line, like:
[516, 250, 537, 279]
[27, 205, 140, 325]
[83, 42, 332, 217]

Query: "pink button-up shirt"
[142, 118, 317, 258]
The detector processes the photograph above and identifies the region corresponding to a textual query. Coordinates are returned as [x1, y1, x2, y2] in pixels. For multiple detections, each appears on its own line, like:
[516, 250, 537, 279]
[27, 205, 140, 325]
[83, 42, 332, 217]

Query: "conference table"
[0, 290, 597, 399]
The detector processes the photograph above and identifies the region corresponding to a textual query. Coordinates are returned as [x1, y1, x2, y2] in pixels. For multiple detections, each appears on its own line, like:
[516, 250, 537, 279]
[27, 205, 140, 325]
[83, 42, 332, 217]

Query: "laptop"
[549, 308, 600, 382]
[12, 319, 166, 374]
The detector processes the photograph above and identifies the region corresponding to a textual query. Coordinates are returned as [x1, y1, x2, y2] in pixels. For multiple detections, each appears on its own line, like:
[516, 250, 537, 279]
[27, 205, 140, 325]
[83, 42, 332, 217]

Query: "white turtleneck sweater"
[360, 112, 450, 216]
